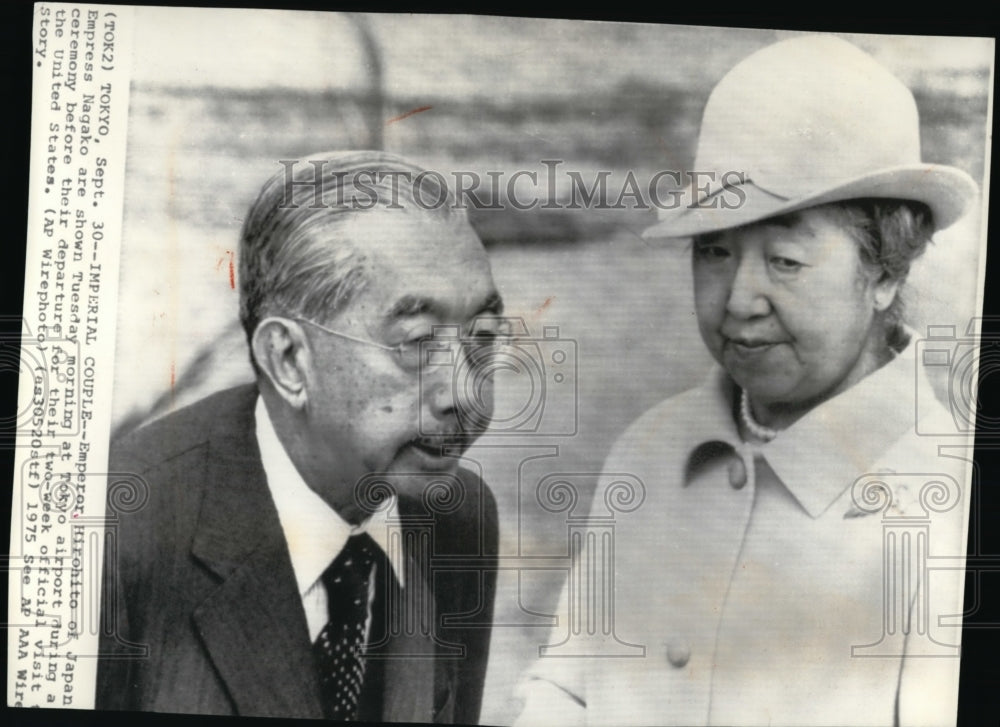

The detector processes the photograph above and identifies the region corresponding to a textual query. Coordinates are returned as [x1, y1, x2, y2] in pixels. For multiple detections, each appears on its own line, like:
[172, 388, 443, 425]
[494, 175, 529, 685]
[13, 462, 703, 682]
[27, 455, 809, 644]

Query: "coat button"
[666, 642, 691, 668]
[727, 456, 748, 489]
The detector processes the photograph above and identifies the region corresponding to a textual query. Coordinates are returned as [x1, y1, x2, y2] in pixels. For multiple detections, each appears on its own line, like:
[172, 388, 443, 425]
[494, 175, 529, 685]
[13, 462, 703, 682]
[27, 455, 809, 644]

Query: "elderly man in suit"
[96, 151, 502, 723]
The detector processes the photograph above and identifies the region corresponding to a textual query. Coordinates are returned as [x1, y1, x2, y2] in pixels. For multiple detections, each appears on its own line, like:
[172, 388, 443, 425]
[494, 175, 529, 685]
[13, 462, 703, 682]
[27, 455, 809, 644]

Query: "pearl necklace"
[739, 389, 777, 442]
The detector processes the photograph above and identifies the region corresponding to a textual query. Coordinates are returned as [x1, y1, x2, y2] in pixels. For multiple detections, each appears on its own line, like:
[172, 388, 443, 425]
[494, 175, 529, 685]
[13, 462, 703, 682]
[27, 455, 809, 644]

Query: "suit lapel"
[185, 386, 450, 721]
[188, 387, 325, 719]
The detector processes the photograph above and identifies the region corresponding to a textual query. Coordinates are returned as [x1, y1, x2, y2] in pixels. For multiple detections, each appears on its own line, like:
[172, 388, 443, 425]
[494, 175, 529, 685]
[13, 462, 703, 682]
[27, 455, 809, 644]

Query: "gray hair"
[238, 150, 464, 361]
[824, 199, 935, 352]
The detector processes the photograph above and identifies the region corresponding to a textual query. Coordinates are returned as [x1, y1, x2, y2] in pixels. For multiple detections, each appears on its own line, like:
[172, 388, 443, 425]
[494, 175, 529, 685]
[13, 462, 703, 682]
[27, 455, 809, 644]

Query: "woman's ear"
[251, 318, 311, 410]
[872, 275, 902, 313]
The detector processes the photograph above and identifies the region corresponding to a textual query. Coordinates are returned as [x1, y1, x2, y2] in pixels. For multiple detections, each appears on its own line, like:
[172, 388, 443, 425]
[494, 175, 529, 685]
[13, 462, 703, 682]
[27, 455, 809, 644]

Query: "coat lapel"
[185, 386, 449, 721]
[188, 387, 325, 719]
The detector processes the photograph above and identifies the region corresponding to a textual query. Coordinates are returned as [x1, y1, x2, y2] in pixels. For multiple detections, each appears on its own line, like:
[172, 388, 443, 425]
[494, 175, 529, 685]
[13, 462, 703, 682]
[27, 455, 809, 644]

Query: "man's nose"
[726, 257, 771, 319]
[423, 339, 495, 428]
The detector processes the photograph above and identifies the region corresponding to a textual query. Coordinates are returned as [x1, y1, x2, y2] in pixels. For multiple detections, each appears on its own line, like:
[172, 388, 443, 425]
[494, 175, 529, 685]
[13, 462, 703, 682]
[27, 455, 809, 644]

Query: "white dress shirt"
[254, 396, 405, 641]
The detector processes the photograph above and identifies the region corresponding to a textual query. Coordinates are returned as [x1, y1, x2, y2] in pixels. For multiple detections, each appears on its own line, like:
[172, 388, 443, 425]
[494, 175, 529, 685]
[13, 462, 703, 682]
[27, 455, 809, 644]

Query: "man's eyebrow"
[387, 295, 435, 319]
[478, 292, 504, 315]
[386, 291, 504, 319]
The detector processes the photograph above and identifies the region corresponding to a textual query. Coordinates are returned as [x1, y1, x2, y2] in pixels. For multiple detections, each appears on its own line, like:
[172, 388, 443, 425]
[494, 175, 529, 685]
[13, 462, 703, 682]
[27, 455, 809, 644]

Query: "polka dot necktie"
[313, 533, 377, 721]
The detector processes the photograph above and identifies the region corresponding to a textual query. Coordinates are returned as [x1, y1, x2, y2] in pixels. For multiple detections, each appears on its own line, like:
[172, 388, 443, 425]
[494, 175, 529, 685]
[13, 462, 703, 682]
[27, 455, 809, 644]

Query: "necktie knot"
[321, 532, 377, 593]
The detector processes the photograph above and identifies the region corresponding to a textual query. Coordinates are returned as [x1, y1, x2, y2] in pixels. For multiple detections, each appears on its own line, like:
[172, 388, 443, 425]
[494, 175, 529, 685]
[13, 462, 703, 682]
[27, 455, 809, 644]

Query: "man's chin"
[356, 447, 465, 512]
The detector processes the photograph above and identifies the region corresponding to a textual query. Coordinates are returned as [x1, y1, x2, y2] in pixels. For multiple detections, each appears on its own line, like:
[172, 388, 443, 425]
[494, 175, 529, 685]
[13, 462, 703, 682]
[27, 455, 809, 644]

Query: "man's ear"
[251, 318, 311, 410]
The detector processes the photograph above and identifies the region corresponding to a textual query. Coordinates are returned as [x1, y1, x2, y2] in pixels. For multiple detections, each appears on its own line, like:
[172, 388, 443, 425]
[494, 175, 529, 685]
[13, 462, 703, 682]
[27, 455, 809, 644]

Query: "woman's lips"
[725, 338, 782, 358]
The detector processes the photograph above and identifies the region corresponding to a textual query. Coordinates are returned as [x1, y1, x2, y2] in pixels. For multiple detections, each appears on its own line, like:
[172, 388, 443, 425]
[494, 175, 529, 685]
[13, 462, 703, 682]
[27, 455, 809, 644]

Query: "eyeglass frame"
[286, 315, 511, 373]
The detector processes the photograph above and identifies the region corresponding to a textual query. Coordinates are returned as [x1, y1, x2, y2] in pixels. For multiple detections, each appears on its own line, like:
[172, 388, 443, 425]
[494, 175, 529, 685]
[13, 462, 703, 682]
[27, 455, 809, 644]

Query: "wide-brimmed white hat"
[643, 35, 978, 239]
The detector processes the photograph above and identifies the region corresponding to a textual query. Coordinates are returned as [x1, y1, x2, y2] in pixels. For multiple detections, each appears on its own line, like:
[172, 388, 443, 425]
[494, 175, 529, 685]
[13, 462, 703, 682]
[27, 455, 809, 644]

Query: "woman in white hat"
[515, 35, 977, 726]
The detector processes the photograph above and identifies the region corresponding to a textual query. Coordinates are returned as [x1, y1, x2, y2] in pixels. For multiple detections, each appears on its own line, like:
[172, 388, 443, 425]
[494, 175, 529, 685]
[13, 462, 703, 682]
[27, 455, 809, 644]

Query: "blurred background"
[109, 9, 993, 725]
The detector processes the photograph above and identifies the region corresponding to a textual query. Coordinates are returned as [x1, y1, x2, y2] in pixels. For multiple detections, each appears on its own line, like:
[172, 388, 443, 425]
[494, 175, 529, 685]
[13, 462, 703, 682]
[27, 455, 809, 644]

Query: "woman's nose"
[726, 257, 771, 318]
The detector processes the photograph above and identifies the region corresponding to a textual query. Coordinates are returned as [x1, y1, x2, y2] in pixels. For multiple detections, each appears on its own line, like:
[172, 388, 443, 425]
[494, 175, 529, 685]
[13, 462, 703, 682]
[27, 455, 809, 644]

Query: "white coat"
[516, 345, 969, 726]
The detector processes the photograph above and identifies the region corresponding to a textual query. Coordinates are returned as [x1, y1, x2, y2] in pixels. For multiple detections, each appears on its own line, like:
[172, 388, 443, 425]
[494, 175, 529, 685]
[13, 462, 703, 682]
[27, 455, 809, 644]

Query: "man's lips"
[408, 434, 468, 458]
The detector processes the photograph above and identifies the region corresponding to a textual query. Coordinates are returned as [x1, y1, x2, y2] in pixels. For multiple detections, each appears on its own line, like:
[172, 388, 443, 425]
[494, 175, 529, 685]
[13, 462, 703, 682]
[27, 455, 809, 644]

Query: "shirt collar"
[686, 341, 926, 519]
[254, 396, 405, 595]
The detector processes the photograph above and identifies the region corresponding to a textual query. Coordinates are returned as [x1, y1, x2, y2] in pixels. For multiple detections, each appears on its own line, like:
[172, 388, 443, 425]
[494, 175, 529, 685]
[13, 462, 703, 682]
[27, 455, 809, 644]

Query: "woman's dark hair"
[825, 198, 935, 352]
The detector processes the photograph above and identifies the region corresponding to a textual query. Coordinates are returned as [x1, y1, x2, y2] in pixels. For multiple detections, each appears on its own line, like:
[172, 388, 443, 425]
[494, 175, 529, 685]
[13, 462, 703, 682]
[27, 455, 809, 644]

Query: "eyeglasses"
[293, 317, 511, 373]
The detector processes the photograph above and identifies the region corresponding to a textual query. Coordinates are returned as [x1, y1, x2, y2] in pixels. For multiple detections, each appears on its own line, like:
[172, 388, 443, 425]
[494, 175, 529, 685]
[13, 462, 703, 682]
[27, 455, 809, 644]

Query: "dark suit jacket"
[96, 384, 498, 723]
